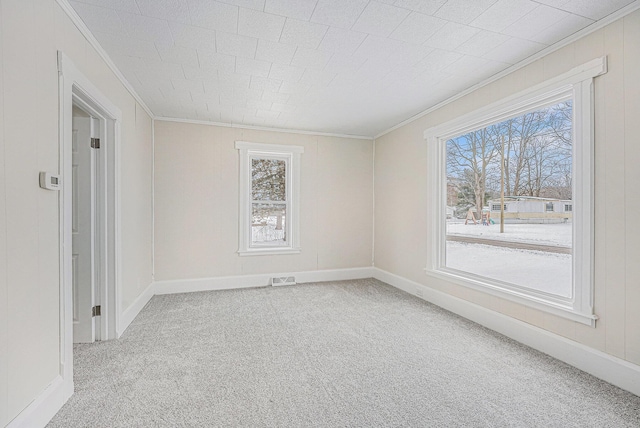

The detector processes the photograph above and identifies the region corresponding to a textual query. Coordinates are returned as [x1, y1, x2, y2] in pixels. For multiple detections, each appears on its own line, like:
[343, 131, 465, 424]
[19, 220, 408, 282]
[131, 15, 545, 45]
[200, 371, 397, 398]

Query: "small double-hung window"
[235, 141, 303, 255]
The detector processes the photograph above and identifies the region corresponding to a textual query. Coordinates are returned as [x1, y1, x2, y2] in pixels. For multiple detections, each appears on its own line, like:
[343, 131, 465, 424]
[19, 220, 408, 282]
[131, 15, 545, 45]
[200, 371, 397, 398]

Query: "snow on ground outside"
[446, 220, 572, 247]
[443, 221, 573, 296]
[446, 242, 571, 297]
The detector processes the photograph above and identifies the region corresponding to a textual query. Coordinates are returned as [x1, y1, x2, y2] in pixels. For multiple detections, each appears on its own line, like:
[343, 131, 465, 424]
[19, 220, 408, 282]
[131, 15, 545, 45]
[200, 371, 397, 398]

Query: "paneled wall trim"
[374, 268, 640, 398]
[423, 57, 606, 326]
[153, 121, 374, 282]
[373, 8, 640, 378]
[3, 3, 640, 428]
[1, 1, 154, 426]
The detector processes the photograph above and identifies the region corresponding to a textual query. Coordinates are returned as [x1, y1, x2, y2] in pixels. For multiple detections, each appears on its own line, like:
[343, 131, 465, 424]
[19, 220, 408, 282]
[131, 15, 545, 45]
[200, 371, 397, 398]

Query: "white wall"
[0, 0, 153, 425]
[121, 103, 154, 309]
[0, 2, 7, 423]
[374, 10, 640, 366]
[153, 121, 373, 281]
[1, 1, 638, 426]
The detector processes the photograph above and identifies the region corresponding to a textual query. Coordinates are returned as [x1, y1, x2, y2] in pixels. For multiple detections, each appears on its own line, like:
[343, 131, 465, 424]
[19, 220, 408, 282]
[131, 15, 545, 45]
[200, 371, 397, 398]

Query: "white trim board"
[235, 141, 303, 256]
[6, 377, 64, 428]
[422, 57, 604, 327]
[151, 119, 156, 282]
[374, 0, 640, 140]
[154, 267, 376, 296]
[373, 267, 640, 397]
[57, 0, 640, 141]
[118, 268, 376, 338]
[118, 282, 155, 337]
[58, 50, 124, 406]
[8, 267, 375, 427]
[55, 0, 154, 118]
[154, 117, 374, 141]
[12, 265, 639, 427]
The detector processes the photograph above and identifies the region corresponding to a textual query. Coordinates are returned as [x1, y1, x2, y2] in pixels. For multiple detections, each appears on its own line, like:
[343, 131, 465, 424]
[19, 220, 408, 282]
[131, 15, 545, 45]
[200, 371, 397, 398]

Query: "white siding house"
[488, 197, 573, 223]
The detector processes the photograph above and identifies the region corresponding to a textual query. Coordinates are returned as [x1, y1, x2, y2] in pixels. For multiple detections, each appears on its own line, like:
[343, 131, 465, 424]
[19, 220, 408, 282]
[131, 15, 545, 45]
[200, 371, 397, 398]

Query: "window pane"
[252, 158, 286, 201]
[445, 101, 573, 297]
[251, 203, 287, 246]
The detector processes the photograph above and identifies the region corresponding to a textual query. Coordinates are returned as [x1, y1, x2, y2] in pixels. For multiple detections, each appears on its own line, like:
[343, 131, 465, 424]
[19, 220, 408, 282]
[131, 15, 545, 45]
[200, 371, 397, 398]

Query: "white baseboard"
[5, 268, 376, 428]
[373, 267, 640, 397]
[14, 266, 639, 428]
[6, 376, 65, 428]
[154, 267, 375, 295]
[117, 281, 154, 337]
[295, 267, 376, 283]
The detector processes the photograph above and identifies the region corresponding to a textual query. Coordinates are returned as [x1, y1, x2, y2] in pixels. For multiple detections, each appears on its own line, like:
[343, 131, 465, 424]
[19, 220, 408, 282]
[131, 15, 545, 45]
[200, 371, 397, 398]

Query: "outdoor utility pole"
[500, 135, 505, 233]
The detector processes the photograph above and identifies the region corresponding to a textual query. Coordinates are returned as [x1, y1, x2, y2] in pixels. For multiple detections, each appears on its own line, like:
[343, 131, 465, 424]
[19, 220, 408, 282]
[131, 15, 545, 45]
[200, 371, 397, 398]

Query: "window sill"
[425, 268, 598, 327]
[238, 248, 301, 257]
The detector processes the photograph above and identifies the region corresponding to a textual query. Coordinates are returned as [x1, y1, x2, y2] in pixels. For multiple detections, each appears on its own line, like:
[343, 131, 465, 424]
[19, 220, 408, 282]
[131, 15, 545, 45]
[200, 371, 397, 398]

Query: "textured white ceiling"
[69, 0, 635, 137]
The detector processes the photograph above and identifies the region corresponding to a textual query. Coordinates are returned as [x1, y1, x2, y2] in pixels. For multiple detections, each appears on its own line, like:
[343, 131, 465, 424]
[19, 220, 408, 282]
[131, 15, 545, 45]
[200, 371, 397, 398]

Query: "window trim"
[424, 57, 607, 327]
[235, 141, 303, 256]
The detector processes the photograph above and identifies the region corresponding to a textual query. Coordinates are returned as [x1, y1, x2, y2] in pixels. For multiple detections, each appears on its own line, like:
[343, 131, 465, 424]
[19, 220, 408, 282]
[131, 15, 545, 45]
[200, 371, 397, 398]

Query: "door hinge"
[92, 305, 101, 317]
[90, 138, 100, 149]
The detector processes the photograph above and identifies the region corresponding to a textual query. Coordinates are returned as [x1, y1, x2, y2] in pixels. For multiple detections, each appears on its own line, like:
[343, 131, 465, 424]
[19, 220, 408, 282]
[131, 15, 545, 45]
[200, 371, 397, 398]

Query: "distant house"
[488, 196, 572, 223]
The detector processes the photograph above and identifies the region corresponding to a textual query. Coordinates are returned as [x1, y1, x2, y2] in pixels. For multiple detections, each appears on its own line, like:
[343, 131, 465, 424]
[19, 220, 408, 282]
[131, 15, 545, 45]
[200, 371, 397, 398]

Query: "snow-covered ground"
[445, 220, 573, 297]
[446, 241, 572, 297]
[446, 220, 572, 247]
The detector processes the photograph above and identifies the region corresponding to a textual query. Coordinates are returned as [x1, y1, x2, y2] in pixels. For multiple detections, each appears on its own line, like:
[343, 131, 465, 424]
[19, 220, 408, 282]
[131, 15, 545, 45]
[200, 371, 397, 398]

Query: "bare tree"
[447, 101, 573, 212]
[447, 126, 500, 216]
[518, 102, 572, 197]
[521, 136, 569, 197]
[251, 159, 286, 232]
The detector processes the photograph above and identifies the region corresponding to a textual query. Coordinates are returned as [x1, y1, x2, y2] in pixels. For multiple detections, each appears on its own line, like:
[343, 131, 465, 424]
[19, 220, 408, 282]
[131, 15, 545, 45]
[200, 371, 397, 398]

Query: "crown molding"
[56, 0, 154, 119]
[374, 0, 640, 140]
[56, 0, 371, 141]
[57, 0, 639, 140]
[154, 117, 374, 140]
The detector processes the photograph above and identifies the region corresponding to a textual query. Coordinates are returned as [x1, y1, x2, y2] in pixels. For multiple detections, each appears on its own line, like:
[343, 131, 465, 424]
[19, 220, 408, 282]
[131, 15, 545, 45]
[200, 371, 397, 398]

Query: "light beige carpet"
[48, 278, 640, 427]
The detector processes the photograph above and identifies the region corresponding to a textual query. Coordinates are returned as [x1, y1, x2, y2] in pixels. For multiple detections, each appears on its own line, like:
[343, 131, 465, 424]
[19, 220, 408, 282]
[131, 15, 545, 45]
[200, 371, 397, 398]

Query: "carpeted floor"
[48, 278, 640, 427]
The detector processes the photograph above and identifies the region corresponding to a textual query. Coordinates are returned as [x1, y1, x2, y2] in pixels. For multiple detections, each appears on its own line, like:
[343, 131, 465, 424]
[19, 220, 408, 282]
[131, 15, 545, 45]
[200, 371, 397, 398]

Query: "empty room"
[1, 0, 640, 426]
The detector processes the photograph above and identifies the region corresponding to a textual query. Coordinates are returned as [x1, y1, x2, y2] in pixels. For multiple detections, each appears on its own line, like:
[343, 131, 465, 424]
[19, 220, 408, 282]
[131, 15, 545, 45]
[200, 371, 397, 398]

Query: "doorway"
[58, 51, 123, 400]
[71, 105, 101, 343]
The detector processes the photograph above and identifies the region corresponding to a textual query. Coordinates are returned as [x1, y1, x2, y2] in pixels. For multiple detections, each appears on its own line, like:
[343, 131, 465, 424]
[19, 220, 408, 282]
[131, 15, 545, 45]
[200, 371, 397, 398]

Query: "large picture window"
[445, 100, 573, 297]
[236, 141, 303, 255]
[425, 58, 606, 326]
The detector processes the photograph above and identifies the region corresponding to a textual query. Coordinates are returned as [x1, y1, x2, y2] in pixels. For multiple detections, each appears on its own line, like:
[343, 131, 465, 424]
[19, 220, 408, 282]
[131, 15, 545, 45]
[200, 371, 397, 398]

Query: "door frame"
[70, 108, 99, 343]
[57, 51, 122, 400]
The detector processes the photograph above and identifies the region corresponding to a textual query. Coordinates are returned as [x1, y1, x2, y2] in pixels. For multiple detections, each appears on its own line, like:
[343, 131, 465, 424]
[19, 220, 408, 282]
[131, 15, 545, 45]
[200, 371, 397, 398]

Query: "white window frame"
[235, 141, 303, 256]
[424, 57, 607, 327]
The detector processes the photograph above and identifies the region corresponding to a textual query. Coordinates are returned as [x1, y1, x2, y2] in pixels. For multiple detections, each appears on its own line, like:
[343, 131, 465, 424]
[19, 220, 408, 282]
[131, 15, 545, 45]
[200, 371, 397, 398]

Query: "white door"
[72, 108, 98, 343]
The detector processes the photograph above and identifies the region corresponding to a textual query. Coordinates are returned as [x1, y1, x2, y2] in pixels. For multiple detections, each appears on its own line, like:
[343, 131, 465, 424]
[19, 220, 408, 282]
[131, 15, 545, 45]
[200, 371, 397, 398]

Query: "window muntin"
[236, 142, 303, 255]
[425, 57, 605, 326]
